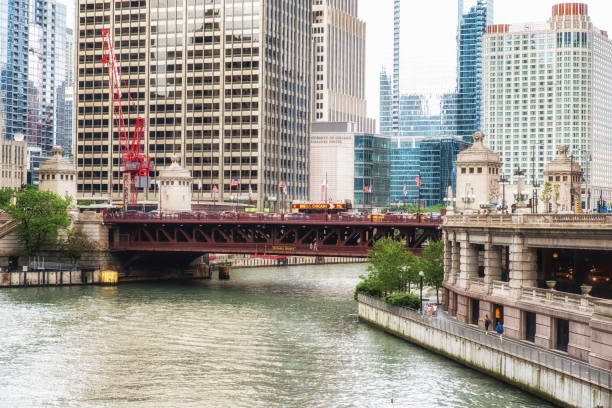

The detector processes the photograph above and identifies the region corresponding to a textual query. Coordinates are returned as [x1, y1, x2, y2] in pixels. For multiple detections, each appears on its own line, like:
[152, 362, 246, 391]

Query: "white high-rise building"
[482, 3, 612, 208]
[311, 0, 374, 133]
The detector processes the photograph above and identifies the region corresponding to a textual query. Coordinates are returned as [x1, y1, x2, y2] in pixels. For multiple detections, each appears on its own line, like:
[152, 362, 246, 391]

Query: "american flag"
[212, 185, 219, 193]
[278, 181, 284, 188]
[414, 176, 422, 187]
[363, 185, 371, 193]
[230, 178, 239, 187]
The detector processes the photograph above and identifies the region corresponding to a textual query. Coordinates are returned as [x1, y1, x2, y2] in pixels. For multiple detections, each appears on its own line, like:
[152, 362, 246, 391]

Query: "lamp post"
[531, 141, 543, 213]
[500, 174, 508, 214]
[419, 270, 424, 313]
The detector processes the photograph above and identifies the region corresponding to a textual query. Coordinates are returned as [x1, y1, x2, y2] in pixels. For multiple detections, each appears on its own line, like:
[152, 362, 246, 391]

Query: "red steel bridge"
[103, 212, 442, 258]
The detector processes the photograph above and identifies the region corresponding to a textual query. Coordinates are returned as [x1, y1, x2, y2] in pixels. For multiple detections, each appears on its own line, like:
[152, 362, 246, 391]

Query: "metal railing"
[103, 210, 443, 226]
[444, 213, 612, 228]
[28, 258, 79, 271]
[358, 294, 612, 389]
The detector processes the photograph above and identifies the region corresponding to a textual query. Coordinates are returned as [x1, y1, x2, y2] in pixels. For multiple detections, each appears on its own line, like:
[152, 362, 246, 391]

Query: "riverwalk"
[358, 293, 612, 408]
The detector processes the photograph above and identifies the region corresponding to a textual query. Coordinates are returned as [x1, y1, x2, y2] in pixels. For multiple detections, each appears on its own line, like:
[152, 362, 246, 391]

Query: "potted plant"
[580, 284, 592, 296]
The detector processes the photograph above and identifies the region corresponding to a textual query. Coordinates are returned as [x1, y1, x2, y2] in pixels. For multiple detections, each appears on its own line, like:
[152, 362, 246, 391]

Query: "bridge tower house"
[158, 155, 193, 212]
[454, 131, 501, 214]
[39, 146, 77, 204]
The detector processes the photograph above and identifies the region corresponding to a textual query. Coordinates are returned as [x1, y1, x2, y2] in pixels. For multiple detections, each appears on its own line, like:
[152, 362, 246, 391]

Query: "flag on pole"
[212, 185, 219, 193]
[403, 184, 407, 197]
[321, 177, 327, 189]
[363, 185, 370, 193]
[414, 176, 422, 187]
[278, 180, 284, 188]
[248, 184, 253, 197]
[230, 178, 239, 187]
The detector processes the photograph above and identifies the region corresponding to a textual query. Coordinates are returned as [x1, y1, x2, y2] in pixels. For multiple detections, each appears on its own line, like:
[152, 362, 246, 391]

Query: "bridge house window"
[555, 318, 569, 352]
[524, 311, 536, 342]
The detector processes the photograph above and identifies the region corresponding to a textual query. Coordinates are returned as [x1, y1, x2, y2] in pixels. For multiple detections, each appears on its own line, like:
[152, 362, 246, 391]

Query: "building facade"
[311, 0, 373, 133]
[0, 0, 69, 184]
[0, 138, 27, 189]
[390, 136, 466, 208]
[456, 0, 494, 143]
[482, 3, 612, 209]
[76, 0, 311, 209]
[310, 122, 389, 209]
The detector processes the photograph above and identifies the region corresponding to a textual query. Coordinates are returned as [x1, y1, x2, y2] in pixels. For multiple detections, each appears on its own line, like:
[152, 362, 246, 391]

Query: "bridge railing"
[103, 211, 443, 226]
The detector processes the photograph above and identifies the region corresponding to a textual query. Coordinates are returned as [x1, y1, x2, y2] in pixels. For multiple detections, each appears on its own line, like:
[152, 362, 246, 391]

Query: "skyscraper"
[311, 0, 373, 133]
[0, 0, 68, 183]
[456, 0, 494, 143]
[76, 0, 311, 209]
[482, 3, 612, 208]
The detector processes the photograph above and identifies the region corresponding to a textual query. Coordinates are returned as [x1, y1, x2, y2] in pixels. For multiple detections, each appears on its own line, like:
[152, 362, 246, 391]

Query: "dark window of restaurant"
[525, 311, 536, 342]
[471, 299, 480, 325]
[556, 318, 569, 352]
[501, 247, 510, 282]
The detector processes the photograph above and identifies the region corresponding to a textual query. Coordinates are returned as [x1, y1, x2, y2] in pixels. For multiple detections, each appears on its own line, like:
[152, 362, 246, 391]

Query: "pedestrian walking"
[484, 314, 491, 334]
[496, 320, 504, 342]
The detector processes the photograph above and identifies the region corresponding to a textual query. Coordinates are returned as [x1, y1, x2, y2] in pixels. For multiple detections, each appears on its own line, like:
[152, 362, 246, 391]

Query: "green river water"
[0, 263, 553, 407]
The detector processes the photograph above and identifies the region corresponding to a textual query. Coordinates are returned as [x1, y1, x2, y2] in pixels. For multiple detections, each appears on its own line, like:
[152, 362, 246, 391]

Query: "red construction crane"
[100, 28, 151, 206]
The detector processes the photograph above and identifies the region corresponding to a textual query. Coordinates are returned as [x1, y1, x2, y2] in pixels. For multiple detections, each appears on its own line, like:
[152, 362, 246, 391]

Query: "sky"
[358, 0, 612, 126]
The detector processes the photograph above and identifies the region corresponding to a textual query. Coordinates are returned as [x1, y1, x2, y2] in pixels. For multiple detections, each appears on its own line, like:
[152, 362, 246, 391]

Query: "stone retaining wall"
[358, 294, 611, 408]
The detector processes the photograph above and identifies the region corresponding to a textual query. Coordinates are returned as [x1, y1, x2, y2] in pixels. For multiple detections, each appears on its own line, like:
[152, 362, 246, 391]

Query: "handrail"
[102, 211, 443, 226]
[444, 213, 612, 227]
[358, 294, 612, 388]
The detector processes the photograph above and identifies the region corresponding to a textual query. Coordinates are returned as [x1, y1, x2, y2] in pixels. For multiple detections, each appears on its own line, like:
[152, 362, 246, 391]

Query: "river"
[0, 263, 552, 407]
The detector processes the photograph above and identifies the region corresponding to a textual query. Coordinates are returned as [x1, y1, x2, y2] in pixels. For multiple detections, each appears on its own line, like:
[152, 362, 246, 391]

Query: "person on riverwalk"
[484, 314, 491, 334]
[496, 320, 504, 342]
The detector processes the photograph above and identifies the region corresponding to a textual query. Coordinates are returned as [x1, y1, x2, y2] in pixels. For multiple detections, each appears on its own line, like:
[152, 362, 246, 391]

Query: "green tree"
[541, 182, 552, 212]
[60, 230, 98, 264]
[365, 237, 415, 294]
[418, 240, 445, 304]
[553, 184, 560, 209]
[4, 189, 71, 256]
[0, 188, 15, 207]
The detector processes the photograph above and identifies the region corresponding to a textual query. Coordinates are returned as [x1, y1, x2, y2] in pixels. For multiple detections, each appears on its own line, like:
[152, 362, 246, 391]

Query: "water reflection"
[0, 263, 551, 407]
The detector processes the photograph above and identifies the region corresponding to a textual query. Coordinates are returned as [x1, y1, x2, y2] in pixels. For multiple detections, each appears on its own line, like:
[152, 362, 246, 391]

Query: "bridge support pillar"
[509, 235, 537, 295]
[484, 244, 502, 293]
[450, 240, 460, 285]
[218, 265, 230, 280]
[458, 241, 478, 290]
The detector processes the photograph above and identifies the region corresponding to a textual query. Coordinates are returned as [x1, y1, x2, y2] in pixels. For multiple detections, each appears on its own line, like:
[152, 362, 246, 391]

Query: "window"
[555, 318, 569, 352]
[524, 311, 536, 342]
[471, 299, 480, 325]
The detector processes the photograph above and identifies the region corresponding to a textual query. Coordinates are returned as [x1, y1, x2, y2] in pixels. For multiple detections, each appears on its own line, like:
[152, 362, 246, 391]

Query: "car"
[588, 270, 611, 283]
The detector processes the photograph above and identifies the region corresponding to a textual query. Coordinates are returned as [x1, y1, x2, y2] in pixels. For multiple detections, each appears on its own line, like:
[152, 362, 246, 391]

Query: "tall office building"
[76, 0, 311, 209]
[482, 3, 612, 207]
[0, 0, 68, 184]
[456, 0, 494, 143]
[311, 0, 373, 133]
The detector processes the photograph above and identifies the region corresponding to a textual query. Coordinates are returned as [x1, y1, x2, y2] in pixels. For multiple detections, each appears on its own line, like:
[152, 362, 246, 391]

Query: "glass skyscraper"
[390, 137, 465, 208]
[456, 0, 494, 143]
[0, 0, 69, 183]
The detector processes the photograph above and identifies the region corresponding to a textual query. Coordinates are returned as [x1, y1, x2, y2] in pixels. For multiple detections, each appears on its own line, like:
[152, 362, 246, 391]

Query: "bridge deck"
[103, 212, 442, 228]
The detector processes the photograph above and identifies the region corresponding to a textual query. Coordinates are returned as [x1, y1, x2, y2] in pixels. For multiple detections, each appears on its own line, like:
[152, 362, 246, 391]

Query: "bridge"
[103, 212, 442, 258]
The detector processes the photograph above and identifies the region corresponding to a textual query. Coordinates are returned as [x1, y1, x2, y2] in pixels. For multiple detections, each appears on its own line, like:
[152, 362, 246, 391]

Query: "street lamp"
[499, 174, 509, 214]
[419, 270, 424, 313]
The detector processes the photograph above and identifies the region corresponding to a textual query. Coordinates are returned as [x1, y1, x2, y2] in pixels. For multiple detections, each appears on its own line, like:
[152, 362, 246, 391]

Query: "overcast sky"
[358, 0, 612, 125]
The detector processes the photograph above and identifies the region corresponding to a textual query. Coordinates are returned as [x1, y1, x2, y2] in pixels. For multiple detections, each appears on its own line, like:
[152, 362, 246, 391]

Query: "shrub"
[354, 279, 382, 300]
[384, 292, 421, 310]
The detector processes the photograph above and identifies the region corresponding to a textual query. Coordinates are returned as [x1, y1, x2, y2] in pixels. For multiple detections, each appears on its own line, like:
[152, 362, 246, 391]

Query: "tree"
[60, 230, 98, 264]
[541, 182, 552, 212]
[419, 240, 444, 304]
[365, 237, 415, 294]
[4, 189, 71, 256]
[0, 188, 15, 207]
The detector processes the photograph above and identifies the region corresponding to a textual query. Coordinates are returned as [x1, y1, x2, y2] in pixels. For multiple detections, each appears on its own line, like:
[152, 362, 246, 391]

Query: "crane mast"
[100, 28, 150, 206]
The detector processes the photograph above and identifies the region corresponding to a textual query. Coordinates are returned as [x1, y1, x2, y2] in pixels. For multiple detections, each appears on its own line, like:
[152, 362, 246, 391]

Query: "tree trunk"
[436, 285, 439, 304]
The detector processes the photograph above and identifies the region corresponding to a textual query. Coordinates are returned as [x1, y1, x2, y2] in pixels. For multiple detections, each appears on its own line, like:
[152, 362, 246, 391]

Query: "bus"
[290, 201, 351, 215]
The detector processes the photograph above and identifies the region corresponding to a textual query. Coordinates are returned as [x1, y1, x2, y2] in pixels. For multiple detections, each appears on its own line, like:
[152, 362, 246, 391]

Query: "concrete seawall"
[358, 294, 612, 408]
